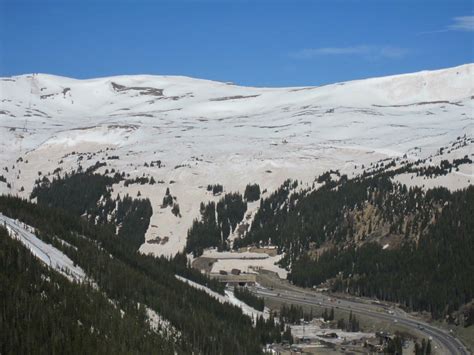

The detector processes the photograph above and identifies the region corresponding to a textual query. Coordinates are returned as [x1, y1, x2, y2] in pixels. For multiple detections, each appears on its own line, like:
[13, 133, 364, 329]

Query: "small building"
[231, 268, 241, 275]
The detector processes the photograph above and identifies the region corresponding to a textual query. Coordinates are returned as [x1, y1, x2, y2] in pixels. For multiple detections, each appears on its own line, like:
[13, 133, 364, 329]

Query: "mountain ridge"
[5, 62, 473, 91]
[1, 64, 472, 257]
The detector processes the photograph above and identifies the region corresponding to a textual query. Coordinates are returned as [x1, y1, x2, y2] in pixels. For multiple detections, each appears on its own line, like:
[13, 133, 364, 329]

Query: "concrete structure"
[209, 273, 257, 286]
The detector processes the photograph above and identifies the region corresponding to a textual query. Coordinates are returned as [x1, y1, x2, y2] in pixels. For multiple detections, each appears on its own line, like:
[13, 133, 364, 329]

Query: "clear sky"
[1, 0, 473, 86]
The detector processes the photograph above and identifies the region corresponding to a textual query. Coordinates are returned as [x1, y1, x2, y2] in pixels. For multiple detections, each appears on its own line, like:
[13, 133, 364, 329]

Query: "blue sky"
[1, 0, 473, 86]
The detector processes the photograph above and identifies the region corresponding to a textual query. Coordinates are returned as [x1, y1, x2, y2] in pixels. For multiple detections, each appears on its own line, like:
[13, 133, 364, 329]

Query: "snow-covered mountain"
[1, 64, 473, 256]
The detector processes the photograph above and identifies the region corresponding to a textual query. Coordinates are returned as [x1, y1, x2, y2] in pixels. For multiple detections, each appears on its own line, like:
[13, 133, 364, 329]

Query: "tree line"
[31, 171, 152, 250]
[185, 192, 247, 256]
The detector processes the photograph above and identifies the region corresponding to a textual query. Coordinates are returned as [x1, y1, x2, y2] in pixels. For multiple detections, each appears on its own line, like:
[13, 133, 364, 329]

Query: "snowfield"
[0, 213, 87, 282]
[0, 64, 472, 258]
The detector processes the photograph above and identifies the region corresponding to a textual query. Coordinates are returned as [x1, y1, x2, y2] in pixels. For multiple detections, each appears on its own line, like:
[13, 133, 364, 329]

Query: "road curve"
[252, 288, 469, 355]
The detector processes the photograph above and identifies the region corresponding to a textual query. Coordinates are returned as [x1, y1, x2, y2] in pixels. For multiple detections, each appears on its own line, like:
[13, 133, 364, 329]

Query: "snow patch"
[144, 306, 181, 341]
[175, 275, 267, 320]
[0, 213, 87, 283]
[210, 253, 288, 279]
[290, 321, 375, 344]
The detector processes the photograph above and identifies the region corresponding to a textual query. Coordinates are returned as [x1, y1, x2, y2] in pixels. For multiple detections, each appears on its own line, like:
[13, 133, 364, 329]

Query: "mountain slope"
[0, 195, 282, 354]
[0, 64, 473, 256]
[0, 223, 178, 355]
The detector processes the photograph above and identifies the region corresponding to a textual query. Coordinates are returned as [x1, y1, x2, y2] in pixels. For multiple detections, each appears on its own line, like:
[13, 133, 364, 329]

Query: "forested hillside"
[0, 195, 282, 354]
[234, 162, 474, 319]
[31, 171, 152, 249]
[185, 192, 248, 256]
[288, 182, 473, 317]
[0, 226, 177, 355]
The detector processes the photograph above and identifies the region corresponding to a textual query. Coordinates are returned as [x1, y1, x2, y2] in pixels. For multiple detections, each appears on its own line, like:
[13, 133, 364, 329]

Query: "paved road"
[252, 287, 469, 355]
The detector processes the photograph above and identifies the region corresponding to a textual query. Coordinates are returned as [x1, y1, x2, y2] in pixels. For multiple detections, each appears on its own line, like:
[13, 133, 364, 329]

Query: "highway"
[251, 286, 470, 355]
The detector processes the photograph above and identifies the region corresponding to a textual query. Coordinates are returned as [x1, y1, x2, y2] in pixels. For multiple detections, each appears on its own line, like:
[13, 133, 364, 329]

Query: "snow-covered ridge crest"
[1, 64, 472, 111]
